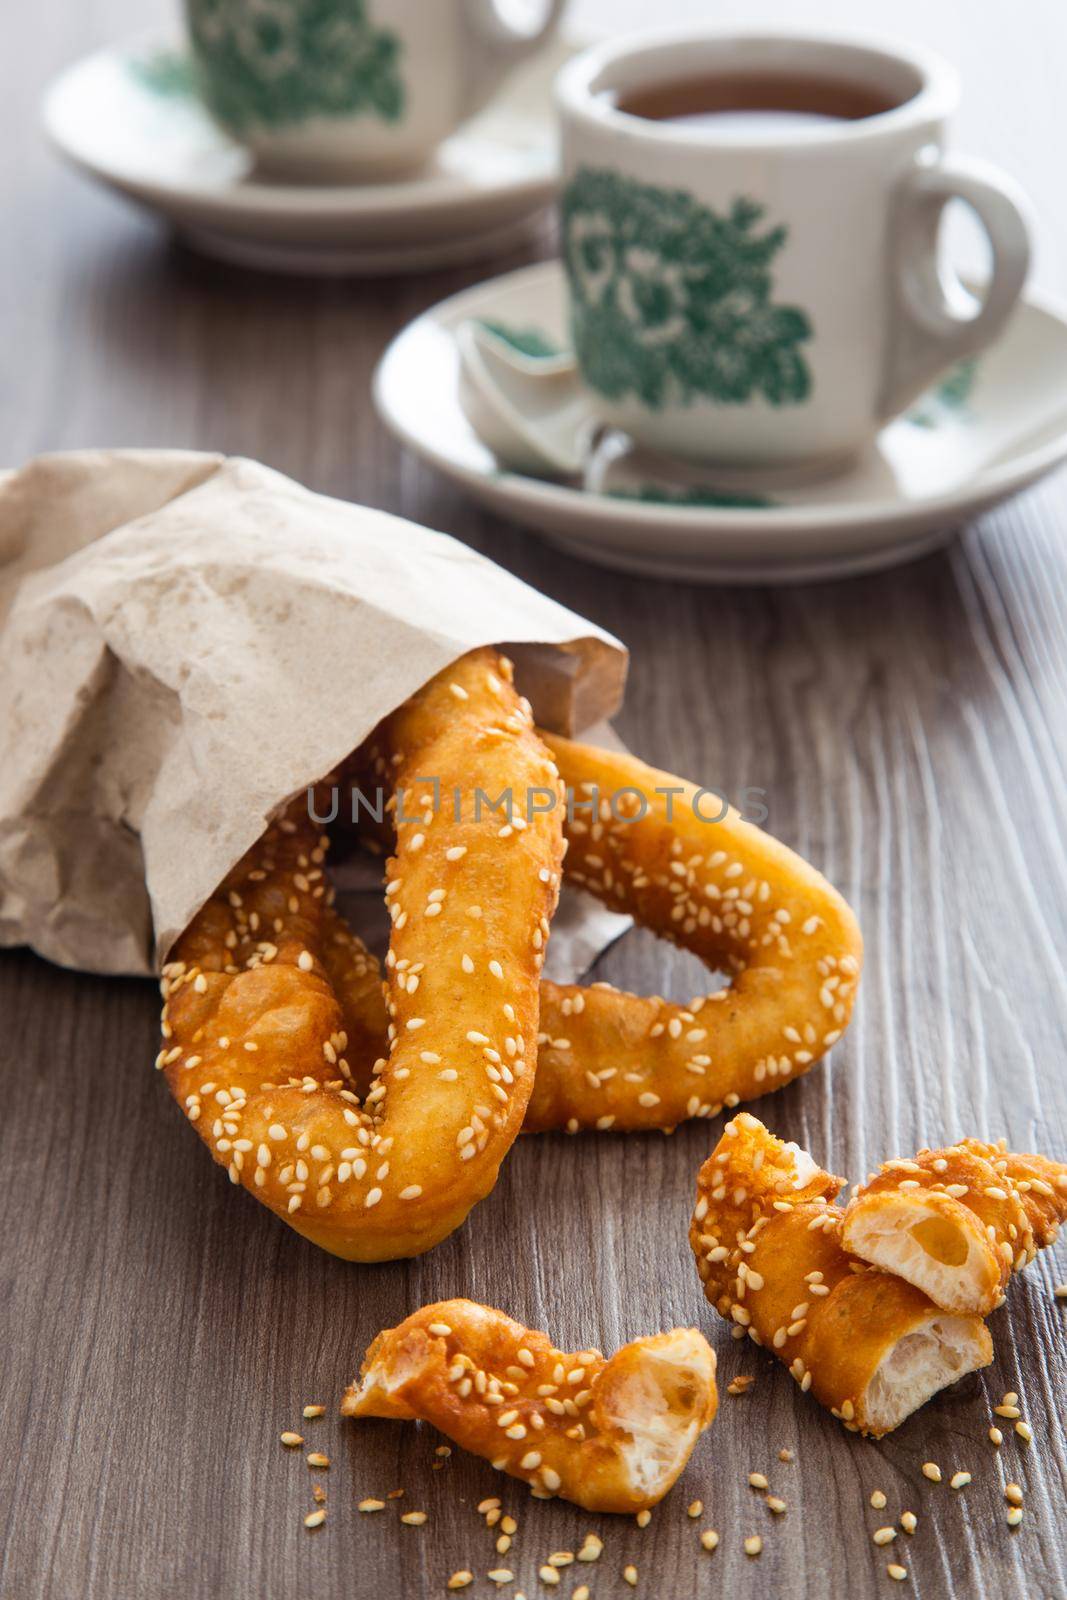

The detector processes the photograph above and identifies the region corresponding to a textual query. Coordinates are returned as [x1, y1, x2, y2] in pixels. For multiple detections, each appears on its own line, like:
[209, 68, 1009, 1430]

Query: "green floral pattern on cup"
[561, 167, 814, 412]
[186, 0, 405, 132]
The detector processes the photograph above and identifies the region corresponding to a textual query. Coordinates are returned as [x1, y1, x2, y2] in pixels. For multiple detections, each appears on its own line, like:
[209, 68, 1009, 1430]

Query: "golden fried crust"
[342, 1300, 717, 1512]
[690, 1115, 992, 1437]
[160, 649, 563, 1261]
[351, 733, 862, 1133]
[526, 737, 862, 1132]
[841, 1138, 1067, 1314]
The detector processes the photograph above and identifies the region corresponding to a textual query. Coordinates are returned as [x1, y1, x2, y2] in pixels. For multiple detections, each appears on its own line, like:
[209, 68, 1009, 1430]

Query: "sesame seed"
[401, 1511, 427, 1526]
[538, 1568, 560, 1587]
[635, 1509, 651, 1527]
[766, 1496, 787, 1514]
[306, 1452, 329, 1468]
[577, 1535, 602, 1561]
[1015, 1420, 1032, 1442]
[280, 1432, 304, 1447]
[900, 1512, 917, 1534]
[921, 1462, 942, 1483]
[778, 1448, 795, 1462]
[994, 1403, 1021, 1418]
[478, 1498, 501, 1514]
[1007, 1506, 1023, 1527]
[487, 1572, 513, 1586]
[744, 1536, 762, 1557]
[623, 1566, 638, 1587]
[687, 1500, 703, 1518]
[302, 1404, 325, 1420]
[949, 1471, 971, 1490]
[448, 1574, 474, 1591]
[1005, 1483, 1023, 1506]
[887, 1565, 907, 1582]
[700, 1530, 720, 1551]
[748, 1472, 769, 1490]
[303, 1510, 326, 1529]
[989, 1427, 1003, 1446]
[873, 1528, 896, 1546]
[547, 1552, 573, 1568]
[297, 951, 313, 972]
[428, 1322, 452, 1336]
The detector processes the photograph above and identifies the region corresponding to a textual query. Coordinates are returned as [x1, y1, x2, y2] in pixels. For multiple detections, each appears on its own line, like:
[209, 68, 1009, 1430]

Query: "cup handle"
[460, 0, 567, 116]
[879, 153, 1031, 420]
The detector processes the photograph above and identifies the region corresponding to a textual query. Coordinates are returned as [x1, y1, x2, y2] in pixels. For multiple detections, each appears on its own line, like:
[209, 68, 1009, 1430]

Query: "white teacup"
[185, 0, 566, 179]
[555, 30, 1031, 469]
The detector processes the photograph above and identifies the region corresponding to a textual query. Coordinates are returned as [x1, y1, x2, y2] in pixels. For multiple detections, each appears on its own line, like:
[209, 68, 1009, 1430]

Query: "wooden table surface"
[3, 2, 1067, 1598]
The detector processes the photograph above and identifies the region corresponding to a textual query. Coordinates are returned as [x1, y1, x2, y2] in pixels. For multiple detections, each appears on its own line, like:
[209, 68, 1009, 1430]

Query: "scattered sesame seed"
[547, 1552, 573, 1567]
[358, 1499, 385, 1513]
[870, 1490, 887, 1510]
[306, 1453, 330, 1468]
[744, 1536, 762, 1557]
[1005, 1484, 1023, 1506]
[989, 1427, 1003, 1447]
[478, 1498, 501, 1515]
[303, 1510, 326, 1529]
[766, 1496, 787, 1515]
[1007, 1506, 1023, 1527]
[873, 1528, 896, 1546]
[1015, 1421, 1032, 1443]
[700, 1530, 720, 1552]
[900, 1512, 917, 1534]
[687, 1500, 703, 1518]
[993, 1404, 1021, 1419]
[401, 1511, 427, 1526]
[280, 1432, 304, 1447]
[623, 1566, 638, 1587]
[487, 1570, 514, 1586]
[949, 1472, 971, 1490]
[635, 1509, 651, 1528]
[538, 1567, 560, 1587]
[447, 1573, 474, 1591]
[778, 1448, 795, 1463]
[921, 1463, 942, 1483]
[748, 1472, 769, 1490]
[302, 1405, 325, 1419]
[887, 1564, 908, 1582]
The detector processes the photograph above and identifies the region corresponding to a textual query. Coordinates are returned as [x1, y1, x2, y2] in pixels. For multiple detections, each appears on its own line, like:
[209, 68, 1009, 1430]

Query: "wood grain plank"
[3, 0, 1067, 1597]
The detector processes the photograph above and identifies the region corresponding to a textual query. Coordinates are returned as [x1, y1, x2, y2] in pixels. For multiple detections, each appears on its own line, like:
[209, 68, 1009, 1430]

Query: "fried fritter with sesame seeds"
[159, 649, 564, 1261]
[341, 1299, 717, 1512]
[690, 1114, 993, 1437]
[351, 730, 862, 1133]
[842, 1137, 1067, 1314]
[527, 735, 862, 1131]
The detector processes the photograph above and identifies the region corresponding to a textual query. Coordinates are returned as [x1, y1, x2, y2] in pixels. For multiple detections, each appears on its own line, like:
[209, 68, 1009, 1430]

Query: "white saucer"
[374, 260, 1067, 582]
[42, 33, 578, 276]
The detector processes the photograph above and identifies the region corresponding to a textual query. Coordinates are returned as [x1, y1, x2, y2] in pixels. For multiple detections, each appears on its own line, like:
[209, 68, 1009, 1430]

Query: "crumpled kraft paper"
[0, 450, 629, 977]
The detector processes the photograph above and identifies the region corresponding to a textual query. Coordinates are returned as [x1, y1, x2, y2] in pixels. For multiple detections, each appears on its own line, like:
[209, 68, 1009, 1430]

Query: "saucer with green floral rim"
[42, 32, 580, 276]
[374, 260, 1067, 583]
